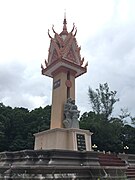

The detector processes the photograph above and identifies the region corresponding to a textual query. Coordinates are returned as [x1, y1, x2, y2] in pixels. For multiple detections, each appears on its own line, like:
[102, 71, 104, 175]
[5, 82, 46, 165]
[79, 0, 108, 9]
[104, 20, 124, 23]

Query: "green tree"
[121, 125, 135, 154]
[130, 116, 135, 127]
[88, 83, 119, 119]
[80, 112, 124, 153]
[0, 103, 51, 151]
[0, 114, 7, 151]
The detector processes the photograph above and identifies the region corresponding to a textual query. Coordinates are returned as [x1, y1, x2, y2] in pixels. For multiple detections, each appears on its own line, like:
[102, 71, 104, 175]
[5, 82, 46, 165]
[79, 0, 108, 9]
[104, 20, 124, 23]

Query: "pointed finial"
[63, 9, 67, 31]
[64, 9, 66, 19]
[60, 10, 68, 35]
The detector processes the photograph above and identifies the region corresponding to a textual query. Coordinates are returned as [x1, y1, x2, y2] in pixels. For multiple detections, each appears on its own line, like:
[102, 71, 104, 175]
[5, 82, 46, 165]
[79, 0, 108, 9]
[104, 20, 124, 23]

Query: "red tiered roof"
[41, 17, 88, 78]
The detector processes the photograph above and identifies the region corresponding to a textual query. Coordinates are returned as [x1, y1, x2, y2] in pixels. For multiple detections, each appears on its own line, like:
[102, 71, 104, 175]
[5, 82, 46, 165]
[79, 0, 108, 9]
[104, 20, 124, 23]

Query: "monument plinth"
[34, 17, 92, 151]
[34, 128, 92, 151]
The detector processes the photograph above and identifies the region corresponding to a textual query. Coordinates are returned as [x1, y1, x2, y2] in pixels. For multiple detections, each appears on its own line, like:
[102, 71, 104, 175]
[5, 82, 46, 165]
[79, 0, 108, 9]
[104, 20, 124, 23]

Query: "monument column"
[51, 68, 75, 129]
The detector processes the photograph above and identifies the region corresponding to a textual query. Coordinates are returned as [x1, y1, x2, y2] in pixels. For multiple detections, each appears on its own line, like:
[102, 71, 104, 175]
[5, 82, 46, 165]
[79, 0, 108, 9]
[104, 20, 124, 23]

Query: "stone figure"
[63, 98, 72, 128]
[70, 100, 80, 128]
[63, 98, 80, 128]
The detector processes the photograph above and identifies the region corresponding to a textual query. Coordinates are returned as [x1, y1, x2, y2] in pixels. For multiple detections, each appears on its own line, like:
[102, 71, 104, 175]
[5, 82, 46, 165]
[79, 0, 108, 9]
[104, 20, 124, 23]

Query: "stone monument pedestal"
[34, 128, 93, 151]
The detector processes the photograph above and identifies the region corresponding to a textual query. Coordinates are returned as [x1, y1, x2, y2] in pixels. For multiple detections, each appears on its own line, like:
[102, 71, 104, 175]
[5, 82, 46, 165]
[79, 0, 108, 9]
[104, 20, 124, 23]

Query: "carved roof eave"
[41, 58, 87, 78]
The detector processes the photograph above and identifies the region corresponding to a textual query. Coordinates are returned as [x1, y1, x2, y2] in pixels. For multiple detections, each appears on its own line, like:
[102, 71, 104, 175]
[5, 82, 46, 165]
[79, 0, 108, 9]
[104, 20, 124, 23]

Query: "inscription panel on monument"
[76, 134, 86, 151]
[53, 79, 61, 89]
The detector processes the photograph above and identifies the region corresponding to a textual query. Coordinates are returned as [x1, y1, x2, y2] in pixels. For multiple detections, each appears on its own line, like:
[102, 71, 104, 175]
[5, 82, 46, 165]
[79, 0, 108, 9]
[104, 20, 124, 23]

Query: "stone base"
[34, 128, 93, 151]
[0, 149, 127, 179]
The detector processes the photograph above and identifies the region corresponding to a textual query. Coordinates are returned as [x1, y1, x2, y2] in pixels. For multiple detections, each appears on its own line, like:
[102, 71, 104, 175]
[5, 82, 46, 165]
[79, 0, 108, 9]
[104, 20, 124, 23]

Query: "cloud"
[0, 61, 52, 109]
[0, 0, 135, 119]
[0, 61, 25, 92]
[77, 19, 135, 117]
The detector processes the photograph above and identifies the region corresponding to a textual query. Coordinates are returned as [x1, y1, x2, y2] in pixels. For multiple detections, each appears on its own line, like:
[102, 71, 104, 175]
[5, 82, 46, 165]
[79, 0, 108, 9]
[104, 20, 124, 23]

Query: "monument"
[0, 16, 132, 180]
[34, 16, 93, 151]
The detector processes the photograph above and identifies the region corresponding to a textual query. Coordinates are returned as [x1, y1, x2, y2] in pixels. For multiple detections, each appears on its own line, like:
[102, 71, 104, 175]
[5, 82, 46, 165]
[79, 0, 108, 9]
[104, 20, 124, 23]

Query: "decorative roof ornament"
[71, 23, 75, 33]
[63, 10, 67, 31]
[41, 16, 88, 78]
[60, 12, 68, 36]
[48, 29, 52, 39]
[73, 27, 77, 37]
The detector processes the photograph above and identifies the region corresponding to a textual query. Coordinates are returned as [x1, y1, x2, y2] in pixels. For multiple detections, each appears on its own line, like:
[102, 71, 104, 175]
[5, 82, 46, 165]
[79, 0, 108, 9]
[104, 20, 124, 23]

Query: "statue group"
[63, 98, 80, 128]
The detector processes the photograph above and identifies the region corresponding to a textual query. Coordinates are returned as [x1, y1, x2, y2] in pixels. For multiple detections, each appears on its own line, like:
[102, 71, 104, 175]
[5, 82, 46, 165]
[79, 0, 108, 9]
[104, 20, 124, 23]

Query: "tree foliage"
[80, 111, 135, 154]
[130, 116, 135, 127]
[0, 104, 51, 152]
[82, 83, 135, 154]
[80, 112, 124, 153]
[88, 83, 119, 119]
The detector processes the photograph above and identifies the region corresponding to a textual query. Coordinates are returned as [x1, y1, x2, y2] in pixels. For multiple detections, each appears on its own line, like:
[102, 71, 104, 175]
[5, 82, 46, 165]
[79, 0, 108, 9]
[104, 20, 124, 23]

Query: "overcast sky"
[0, 0, 135, 119]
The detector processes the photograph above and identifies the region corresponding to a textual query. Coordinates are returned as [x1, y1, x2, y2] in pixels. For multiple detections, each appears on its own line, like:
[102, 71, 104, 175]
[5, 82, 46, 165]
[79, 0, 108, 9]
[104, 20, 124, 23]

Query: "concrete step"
[98, 153, 125, 167]
[126, 167, 135, 179]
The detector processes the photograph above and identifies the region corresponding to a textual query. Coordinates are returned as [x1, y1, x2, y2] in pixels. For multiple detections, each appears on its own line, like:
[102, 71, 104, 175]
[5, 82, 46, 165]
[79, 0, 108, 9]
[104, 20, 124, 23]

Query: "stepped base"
[0, 150, 127, 179]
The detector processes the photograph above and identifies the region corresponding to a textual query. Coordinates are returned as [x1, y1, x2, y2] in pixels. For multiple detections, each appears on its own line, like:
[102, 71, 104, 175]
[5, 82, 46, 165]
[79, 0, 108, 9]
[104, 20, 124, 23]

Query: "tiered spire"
[63, 11, 67, 31]
[60, 12, 68, 36]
